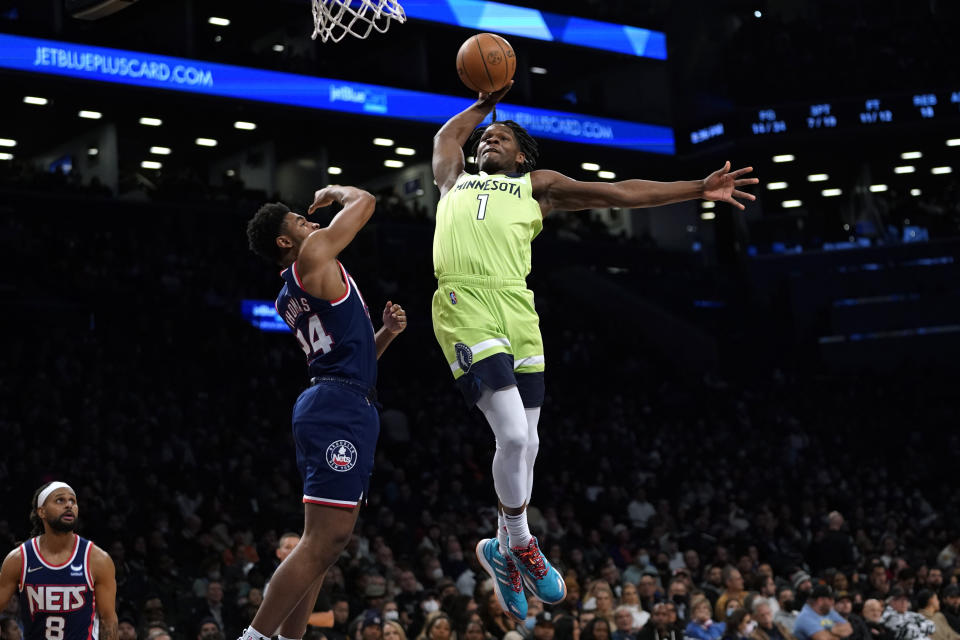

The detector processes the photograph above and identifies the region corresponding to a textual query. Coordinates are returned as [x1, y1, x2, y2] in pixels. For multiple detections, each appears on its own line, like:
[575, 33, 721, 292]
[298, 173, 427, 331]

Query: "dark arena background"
[2, 2, 960, 640]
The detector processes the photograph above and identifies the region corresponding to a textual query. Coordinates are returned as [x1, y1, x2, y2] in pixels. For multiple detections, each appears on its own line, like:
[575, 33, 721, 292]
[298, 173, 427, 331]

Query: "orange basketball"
[456, 33, 516, 93]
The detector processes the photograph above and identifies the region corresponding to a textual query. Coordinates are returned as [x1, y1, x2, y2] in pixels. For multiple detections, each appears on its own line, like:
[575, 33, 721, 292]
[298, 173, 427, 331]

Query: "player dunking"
[242, 185, 406, 640]
[430, 83, 758, 621]
[0, 482, 118, 640]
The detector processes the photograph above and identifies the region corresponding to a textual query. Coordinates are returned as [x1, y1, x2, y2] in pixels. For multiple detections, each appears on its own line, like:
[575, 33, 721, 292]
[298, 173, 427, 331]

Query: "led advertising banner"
[401, 0, 667, 60]
[0, 33, 675, 154]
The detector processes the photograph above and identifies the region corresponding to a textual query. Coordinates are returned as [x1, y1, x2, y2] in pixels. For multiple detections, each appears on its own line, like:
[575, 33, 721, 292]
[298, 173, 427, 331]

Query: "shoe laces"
[513, 539, 548, 579]
[504, 553, 523, 593]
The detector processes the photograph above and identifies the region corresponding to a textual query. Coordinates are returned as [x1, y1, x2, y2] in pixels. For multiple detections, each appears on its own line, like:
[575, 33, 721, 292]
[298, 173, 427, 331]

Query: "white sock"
[242, 628, 270, 640]
[505, 510, 531, 549]
[524, 407, 541, 503]
[497, 512, 510, 555]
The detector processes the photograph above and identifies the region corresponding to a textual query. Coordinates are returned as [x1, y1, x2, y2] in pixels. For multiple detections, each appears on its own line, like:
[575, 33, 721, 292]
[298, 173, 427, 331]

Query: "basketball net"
[311, 0, 406, 42]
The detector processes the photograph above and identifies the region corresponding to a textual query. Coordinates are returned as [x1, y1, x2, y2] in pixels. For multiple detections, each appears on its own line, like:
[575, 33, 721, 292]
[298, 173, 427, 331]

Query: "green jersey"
[433, 171, 543, 280]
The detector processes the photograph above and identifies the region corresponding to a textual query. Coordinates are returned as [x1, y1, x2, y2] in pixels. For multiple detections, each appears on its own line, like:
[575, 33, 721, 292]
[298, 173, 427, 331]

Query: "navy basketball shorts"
[291, 380, 380, 509]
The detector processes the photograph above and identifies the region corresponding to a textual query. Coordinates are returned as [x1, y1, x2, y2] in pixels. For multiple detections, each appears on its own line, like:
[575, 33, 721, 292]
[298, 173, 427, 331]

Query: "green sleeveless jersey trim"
[433, 171, 543, 281]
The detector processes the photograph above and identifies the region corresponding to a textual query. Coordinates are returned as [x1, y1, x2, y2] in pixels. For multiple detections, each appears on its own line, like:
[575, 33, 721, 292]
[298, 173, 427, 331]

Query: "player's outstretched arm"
[0, 548, 23, 612]
[299, 185, 376, 272]
[433, 81, 513, 197]
[531, 161, 758, 216]
[374, 301, 407, 359]
[91, 545, 118, 640]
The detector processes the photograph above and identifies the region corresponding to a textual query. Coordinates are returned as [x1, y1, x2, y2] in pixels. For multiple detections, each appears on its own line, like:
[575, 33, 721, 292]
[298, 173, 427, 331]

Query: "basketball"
[456, 33, 516, 93]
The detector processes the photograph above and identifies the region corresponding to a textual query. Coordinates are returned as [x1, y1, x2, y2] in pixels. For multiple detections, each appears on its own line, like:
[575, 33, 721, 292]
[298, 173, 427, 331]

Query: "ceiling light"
[208, 16, 230, 26]
[79, 110, 102, 119]
[139, 117, 162, 126]
[272, 44, 285, 52]
[901, 151, 922, 159]
[754, 10, 762, 18]
[150, 146, 171, 155]
[88, 147, 99, 156]
[807, 174, 829, 182]
[530, 66, 548, 75]
[822, 188, 842, 197]
[234, 121, 256, 130]
[701, 201, 715, 209]
[581, 162, 600, 171]
[384, 159, 404, 168]
[195, 138, 217, 147]
[373, 138, 394, 146]
[947, 139, 960, 147]
[932, 166, 952, 175]
[328, 166, 342, 175]
[869, 184, 888, 192]
[395, 147, 415, 156]
[597, 170, 616, 179]
[23, 96, 48, 105]
[0, 138, 16, 147]
[910, 189, 922, 196]
[0, 152, 13, 160]
[225, 169, 236, 177]
[141, 160, 162, 170]
[894, 166, 915, 174]
[766, 181, 788, 190]
[782, 200, 802, 208]
[700, 211, 716, 220]
[772, 154, 794, 163]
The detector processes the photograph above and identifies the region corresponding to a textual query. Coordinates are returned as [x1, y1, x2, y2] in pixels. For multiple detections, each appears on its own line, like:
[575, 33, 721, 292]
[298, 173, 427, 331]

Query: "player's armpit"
[0, 548, 24, 611]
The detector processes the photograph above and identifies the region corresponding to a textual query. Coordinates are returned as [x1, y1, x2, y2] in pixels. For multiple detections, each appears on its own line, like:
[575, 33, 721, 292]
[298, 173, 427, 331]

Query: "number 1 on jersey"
[476, 193, 489, 220]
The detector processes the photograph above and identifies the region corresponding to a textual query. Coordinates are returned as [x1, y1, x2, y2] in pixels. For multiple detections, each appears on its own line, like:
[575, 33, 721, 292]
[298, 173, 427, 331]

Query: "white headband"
[38, 482, 75, 508]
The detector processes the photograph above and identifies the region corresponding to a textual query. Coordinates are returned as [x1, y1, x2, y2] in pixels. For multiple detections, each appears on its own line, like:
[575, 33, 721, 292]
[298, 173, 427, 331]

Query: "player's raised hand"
[382, 301, 407, 334]
[308, 185, 342, 214]
[478, 80, 513, 107]
[702, 161, 760, 211]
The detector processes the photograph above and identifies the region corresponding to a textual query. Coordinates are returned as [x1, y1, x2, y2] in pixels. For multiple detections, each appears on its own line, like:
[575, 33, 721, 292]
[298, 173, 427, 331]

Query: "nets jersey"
[433, 171, 542, 280]
[18, 536, 98, 640]
[276, 260, 377, 389]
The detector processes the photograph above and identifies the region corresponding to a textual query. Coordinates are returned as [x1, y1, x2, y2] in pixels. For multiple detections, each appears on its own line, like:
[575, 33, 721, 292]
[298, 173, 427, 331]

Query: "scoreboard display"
[688, 89, 960, 147]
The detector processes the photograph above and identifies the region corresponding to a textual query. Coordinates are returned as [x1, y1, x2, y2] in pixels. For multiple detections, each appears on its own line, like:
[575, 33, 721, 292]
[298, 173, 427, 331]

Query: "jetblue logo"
[325, 440, 357, 472]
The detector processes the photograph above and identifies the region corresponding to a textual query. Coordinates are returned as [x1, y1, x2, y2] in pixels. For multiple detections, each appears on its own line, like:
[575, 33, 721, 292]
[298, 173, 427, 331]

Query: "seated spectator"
[750, 600, 796, 640]
[417, 613, 453, 640]
[584, 619, 613, 640]
[721, 609, 753, 640]
[685, 596, 725, 640]
[638, 604, 677, 640]
[774, 589, 798, 632]
[793, 586, 853, 640]
[880, 588, 934, 640]
[940, 587, 960, 635]
[613, 607, 638, 640]
[858, 601, 894, 640]
[533, 613, 556, 640]
[621, 583, 652, 631]
[716, 570, 747, 621]
[385, 620, 410, 640]
[917, 590, 960, 640]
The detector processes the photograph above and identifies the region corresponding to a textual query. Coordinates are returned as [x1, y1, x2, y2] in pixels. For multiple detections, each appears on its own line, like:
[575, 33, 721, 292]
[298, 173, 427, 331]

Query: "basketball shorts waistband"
[310, 375, 377, 403]
[437, 273, 527, 289]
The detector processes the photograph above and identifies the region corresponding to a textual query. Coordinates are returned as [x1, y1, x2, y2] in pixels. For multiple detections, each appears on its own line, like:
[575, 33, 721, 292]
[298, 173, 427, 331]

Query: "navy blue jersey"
[18, 536, 98, 640]
[276, 260, 377, 389]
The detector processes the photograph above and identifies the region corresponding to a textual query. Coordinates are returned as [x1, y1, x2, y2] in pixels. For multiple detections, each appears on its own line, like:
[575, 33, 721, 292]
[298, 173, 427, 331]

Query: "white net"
[311, 0, 407, 42]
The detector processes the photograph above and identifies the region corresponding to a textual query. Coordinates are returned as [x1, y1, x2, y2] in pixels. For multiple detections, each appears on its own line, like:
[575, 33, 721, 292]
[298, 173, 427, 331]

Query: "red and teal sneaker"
[476, 538, 527, 622]
[510, 537, 567, 604]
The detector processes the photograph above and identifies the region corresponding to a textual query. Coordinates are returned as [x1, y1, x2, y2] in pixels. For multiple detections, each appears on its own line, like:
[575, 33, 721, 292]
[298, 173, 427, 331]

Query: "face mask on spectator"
[745, 622, 757, 636]
[638, 555, 650, 567]
[726, 607, 736, 618]
[423, 600, 440, 613]
[385, 611, 399, 621]
[432, 568, 444, 580]
[526, 617, 537, 630]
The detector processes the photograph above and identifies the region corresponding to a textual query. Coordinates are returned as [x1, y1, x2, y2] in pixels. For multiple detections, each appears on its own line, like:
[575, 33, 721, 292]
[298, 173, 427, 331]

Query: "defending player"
[431, 82, 758, 621]
[242, 185, 406, 640]
[0, 482, 118, 640]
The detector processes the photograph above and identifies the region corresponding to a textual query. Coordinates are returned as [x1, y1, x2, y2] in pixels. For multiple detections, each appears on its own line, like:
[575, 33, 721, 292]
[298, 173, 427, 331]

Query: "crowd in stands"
[1, 171, 959, 640]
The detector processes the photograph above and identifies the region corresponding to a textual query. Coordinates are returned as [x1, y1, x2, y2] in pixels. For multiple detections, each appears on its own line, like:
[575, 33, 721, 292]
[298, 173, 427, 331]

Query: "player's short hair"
[469, 120, 539, 173]
[247, 202, 291, 264]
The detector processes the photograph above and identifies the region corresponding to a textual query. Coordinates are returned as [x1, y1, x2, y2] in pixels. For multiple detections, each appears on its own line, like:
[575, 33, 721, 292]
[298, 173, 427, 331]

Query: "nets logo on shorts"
[454, 342, 473, 373]
[326, 440, 358, 472]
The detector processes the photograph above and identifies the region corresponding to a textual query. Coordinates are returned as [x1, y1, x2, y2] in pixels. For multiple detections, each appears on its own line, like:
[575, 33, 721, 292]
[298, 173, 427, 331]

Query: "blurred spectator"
[880, 589, 934, 640]
[686, 597, 725, 640]
[940, 587, 960, 634]
[721, 609, 753, 640]
[793, 587, 852, 640]
[750, 600, 795, 640]
[637, 604, 676, 640]
[917, 591, 960, 640]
